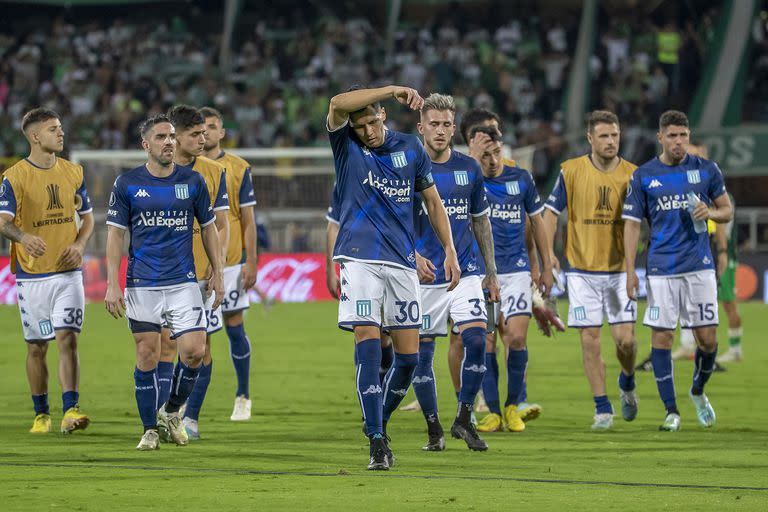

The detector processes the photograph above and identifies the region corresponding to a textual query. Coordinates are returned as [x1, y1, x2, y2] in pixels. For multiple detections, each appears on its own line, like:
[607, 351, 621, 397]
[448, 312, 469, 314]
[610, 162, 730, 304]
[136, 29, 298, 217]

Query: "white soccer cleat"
[157, 405, 188, 445]
[230, 395, 252, 421]
[183, 417, 200, 440]
[591, 413, 614, 431]
[136, 429, 160, 451]
[716, 346, 742, 364]
[619, 389, 639, 422]
[399, 399, 421, 412]
[659, 412, 681, 431]
[689, 391, 716, 427]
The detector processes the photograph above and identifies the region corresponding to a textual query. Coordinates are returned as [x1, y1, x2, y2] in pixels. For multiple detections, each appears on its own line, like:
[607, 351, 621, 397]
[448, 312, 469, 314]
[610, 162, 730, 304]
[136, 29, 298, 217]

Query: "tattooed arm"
[471, 213, 500, 302]
[0, 214, 46, 257]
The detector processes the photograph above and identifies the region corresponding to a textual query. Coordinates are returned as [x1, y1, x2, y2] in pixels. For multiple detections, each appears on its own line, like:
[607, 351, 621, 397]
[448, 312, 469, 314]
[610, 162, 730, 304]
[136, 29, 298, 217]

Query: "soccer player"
[623, 110, 732, 431]
[408, 94, 500, 452]
[463, 126, 554, 434]
[327, 85, 460, 470]
[104, 114, 224, 450]
[154, 106, 229, 441]
[544, 110, 639, 430]
[0, 108, 93, 434]
[326, 190, 395, 383]
[189, 106, 258, 427]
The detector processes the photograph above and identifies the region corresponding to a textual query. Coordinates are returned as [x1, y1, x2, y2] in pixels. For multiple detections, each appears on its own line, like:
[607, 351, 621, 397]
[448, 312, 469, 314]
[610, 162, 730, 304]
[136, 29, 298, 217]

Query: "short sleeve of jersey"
[707, 162, 727, 201]
[106, 177, 130, 229]
[194, 175, 215, 227]
[621, 171, 645, 222]
[77, 172, 93, 214]
[326, 185, 340, 224]
[470, 163, 489, 216]
[524, 173, 544, 216]
[545, 170, 567, 214]
[214, 170, 229, 211]
[414, 144, 435, 192]
[0, 178, 17, 218]
[327, 119, 350, 158]
[239, 170, 256, 208]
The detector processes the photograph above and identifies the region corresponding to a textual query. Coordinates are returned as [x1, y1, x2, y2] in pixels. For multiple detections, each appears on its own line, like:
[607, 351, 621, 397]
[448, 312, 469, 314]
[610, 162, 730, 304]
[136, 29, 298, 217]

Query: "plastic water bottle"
[686, 191, 708, 234]
[484, 289, 496, 334]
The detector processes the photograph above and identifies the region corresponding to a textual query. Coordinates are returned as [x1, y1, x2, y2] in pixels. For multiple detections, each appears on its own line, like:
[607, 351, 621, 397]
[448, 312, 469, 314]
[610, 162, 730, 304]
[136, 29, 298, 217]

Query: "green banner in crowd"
[698, 127, 768, 176]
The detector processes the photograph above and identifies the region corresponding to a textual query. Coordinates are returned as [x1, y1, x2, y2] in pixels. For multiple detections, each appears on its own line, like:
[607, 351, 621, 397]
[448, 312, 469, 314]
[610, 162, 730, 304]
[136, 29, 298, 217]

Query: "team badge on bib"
[687, 170, 701, 184]
[506, 181, 520, 195]
[390, 151, 407, 168]
[454, 171, 469, 186]
[175, 184, 189, 199]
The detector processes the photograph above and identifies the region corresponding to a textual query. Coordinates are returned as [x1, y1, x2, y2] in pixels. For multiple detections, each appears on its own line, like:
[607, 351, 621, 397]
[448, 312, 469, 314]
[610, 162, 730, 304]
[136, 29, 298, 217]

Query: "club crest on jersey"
[175, 184, 189, 199]
[390, 151, 407, 168]
[574, 306, 586, 321]
[39, 319, 53, 337]
[454, 171, 469, 186]
[356, 300, 372, 317]
[506, 181, 520, 195]
[687, 170, 701, 184]
[649, 307, 660, 321]
[422, 314, 431, 330]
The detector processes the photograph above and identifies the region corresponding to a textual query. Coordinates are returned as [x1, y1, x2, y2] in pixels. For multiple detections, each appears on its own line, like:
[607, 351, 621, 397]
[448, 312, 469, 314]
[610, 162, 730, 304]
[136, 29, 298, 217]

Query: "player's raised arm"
[327, 85, 423, 131]
[420, 185, 460, 291]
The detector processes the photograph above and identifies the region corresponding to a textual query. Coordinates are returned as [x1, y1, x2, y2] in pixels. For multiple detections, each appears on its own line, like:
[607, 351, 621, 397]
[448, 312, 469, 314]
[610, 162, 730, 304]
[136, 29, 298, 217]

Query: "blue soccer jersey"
[326, 183, 340, 225]
[328, 122, 434, 270]
[106, 164, 215, 287]
[622, 154, 727, 276]
[483, 164, 544, 274]
[414, 151, 489, 285]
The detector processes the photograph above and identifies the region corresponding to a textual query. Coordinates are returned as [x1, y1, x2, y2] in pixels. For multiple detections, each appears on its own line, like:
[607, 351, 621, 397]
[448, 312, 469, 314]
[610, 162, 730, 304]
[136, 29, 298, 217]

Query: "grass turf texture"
[0, 301, 766, 511]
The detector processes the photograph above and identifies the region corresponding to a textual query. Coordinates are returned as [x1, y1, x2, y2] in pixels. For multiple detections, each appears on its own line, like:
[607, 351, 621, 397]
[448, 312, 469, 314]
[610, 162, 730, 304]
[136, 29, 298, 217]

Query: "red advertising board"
[0, 253, 335, 305]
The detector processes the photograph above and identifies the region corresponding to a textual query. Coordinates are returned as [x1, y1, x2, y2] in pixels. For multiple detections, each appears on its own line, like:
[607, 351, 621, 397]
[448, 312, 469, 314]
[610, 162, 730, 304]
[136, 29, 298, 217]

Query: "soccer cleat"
[672, 347, 695, 361]
[635, 354, 653, 372]
[591, 413, 613, 431]
[659, 413, 681, 431]
[476, 413, 504, 433]
[367, 436, 390, 470]
[716, 347, 742, 364]
[29, 413, 51, 434]
[689, 391, 716, 427]
[230, 395, 252, 421]
[503, 405, 526, 432]
[178, 402, 187, 419]
[60, 406, 90, 433]
[517, 402, 542, 422]
[619, 389, 639, 422]
[450, 420, 488, 451]
[136, 429, 160, 450]
[183, 417, 200, 440]
[474, 393, 489, 413]
[423, 419, 445, 451]
[399, 399, 421, 412]
[157, 405, 188, 446]
[384, 436, 395, 468]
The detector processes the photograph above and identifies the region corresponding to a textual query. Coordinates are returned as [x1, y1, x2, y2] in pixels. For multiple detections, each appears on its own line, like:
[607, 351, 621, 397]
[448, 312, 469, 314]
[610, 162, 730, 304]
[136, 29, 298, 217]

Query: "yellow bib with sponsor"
[3, 158, 85, 275]
[191, 156, 226, 279]
[560, 155, 637, 272]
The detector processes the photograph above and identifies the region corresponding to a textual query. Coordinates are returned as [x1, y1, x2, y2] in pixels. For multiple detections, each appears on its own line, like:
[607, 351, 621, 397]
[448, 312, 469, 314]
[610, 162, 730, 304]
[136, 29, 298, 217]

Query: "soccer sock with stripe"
[356, 338, 383, 437]
[134, 367, 158, 430]
[728, 327, 742, 348]
[382, 352, 418, 422]
[518, 381, 528, 403]
[32, 393, 49, 415]
[593, 395, 612, 415]
[458, 327, 487, 409]
[62, 391, 79, 412]
[226, 324, 251, 398]
[166, 360, 201, 414]
[184, 361, 212, 421]
[481, 351, 501, 415]
[505, 348, 528, 408]
[156, 361, 174, 408]
[618, 370, 636, 391]
[691, 345, 718, 395]
[651, 348, 677, 413]
[412, 340, 438, 421]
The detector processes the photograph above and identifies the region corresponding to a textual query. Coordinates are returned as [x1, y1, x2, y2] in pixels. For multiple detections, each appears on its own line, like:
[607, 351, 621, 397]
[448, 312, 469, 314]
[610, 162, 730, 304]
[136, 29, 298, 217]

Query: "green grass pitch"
[0, 301, 766, 510]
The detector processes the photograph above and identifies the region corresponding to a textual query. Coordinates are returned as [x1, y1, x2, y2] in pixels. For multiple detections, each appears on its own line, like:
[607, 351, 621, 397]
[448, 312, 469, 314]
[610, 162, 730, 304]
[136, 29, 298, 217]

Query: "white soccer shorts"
[337, 259, 421, 332]
[16, 271, 85, 342]
[566, 272, 636, 328]
[498, 272, 533, 322]
[644, 270, 718, 330]
[420, 275, 486, 338]
[221, 264, 249, 314]
[197, 280, 223, 335]
[125, 282, 206, 339]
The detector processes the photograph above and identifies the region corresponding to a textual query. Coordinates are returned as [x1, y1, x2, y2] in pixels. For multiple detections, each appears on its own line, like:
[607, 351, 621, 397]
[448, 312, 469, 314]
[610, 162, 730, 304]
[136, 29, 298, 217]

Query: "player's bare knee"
[693, 328, 717, 351]
[504, 333, 526, 351]
[614, 336, 636, 355]
[224, 311, 243, 327]
[136, 343, 160, 368]
[27, 341, 48, 359]
[56, 331, 78, 353]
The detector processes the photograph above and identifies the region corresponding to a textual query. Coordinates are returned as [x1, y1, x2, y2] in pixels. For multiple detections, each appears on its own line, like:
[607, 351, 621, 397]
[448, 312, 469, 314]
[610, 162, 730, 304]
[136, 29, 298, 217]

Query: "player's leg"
[157, 329, 176, 407]
[449, 275, 489, 450]
[673, 328, 696, 360]
[610, 323, 638, 421]
[448, 328, 462, 400]
[717, 262, 743, 362]
[26, 341, 51, 433]
[477, 329, 503, 432]
[684, 271, 719, 427]
[645, 275, 682, 431]
[380, 333, 394, 384]
[220, 265, 254, 419]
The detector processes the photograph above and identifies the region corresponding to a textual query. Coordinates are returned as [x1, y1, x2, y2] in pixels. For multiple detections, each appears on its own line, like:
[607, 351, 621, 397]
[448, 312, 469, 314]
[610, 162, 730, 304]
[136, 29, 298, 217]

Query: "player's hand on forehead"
[392, 87, 424, 111]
